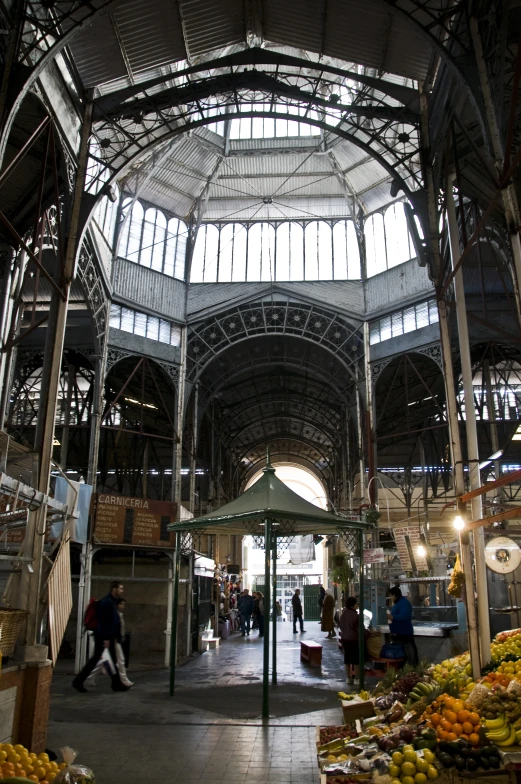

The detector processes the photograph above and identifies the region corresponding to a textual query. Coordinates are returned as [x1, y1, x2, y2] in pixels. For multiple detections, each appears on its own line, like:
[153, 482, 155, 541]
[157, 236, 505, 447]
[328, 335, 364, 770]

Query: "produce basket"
[0, 608, 28, 656]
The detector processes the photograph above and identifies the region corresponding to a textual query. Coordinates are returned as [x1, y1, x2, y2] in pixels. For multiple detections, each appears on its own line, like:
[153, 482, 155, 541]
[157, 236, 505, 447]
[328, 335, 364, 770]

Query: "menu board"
[92, 493, 177, 547]
[393, 525, 428, 571]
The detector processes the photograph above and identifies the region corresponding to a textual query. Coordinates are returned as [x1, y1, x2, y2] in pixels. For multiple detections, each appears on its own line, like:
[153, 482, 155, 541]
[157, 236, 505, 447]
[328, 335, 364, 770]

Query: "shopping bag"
[100, 647, 116, 675]
[366, 630, 383, 659]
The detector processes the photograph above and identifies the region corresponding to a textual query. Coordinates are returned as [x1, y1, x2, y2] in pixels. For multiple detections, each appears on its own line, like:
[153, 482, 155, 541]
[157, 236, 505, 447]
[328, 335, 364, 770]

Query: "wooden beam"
[459, 469, 521, 503]
[466, 506, 521, 531]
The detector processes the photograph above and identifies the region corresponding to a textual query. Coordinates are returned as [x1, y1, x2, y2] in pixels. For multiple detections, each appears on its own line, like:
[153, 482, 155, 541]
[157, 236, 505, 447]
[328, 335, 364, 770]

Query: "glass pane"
[403, 306, 416, 333]
[252, 115, 264, 139]
[276, 222, 290, 281]
[231, 224, 247, 281]
[170, 325, 181, 346]
[415, 301, 429, 328]
[146, 316, 159, 341]
[109, 304, 121, 329]
[120, 307, 134, 332]
[391, 312, 403, 337]
[203, 225, 219, 282]
[134, 311, 147, 336]
[346, 220, 361, 278]
[333, 221, 348, 280]
[191, 225, 206, 282]
[305, 223, 319, 280]
[385, 202, 411, 268]
[275, 118, 288, 137]
[318, 222, 333, 280]
[126, 200, 144, 260]
[218, 224, 234, 282]
[151, 209, 166, 272]
[229, 118, 240, 139]
[164, 218, 178, 277]
[289, 222, 304, 281]
[239, 115, 252, 139]
[380, 316, 392, 341]
[260, 223, 275, 282]
[174, 221, 187, 280]
[247, 224, 262, 281]
[140, 208, 156, 268]
[369, 322, 380, 345]
[428, 299, 439, 324]
[159, 320, 171, 343]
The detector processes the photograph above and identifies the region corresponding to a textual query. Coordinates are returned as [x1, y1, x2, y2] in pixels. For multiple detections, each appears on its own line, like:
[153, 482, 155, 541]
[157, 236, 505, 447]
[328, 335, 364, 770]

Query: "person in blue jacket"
[73, 581, 129, 692]
[387, 586, 419, 666]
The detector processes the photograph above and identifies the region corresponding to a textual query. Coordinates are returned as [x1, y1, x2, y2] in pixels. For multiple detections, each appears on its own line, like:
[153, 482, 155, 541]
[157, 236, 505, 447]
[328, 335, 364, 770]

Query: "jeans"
[240, 613, 251, 634]
[76, 636, 123, 686]
[293, 614, 304, 632]
[393, 633, 419, 666]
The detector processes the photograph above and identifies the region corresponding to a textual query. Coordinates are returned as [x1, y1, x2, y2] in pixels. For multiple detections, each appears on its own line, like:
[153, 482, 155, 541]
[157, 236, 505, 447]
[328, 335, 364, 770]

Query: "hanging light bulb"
[416, 544, 426, 557]
[454, 515, 465, 531]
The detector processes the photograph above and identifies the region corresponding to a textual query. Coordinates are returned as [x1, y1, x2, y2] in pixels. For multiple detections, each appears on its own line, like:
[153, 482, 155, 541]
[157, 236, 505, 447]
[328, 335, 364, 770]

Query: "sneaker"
[301, 629, 306, 633]
[293, 630, 298, 633]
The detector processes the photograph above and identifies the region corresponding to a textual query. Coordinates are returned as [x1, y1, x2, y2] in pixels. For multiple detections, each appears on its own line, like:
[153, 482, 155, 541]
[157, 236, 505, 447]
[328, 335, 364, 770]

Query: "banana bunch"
[485, 714, 521, 747]
[406, 680, 435, 709]
[337, 691, 354, 701]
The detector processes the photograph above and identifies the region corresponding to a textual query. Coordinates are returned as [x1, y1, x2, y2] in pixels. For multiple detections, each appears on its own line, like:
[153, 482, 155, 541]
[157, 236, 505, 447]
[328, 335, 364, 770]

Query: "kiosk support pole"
[262, 518, 272, 718]
[272, 531, 277, 685]
[169, 531, 181, 696]
[358, 529, 365, 690]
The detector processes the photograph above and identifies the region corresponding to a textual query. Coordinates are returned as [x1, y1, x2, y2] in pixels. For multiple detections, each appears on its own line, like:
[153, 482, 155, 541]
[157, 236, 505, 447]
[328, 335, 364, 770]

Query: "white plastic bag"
[54, 747, 95, 784]
[100, 647, 116, 676]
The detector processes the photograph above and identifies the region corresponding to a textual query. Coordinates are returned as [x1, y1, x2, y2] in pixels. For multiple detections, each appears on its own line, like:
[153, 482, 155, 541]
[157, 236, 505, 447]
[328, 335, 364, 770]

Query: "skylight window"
[228, 104, 321, 140]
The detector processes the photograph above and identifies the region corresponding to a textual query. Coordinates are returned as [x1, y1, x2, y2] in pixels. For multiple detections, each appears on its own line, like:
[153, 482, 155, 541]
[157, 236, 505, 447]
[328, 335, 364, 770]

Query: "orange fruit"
[457, 710, 470, 724]
[441, 720, 453, 733]
[469, 733, 480, 747]
[445, 696, 456, 708]
[453, 700, 465, 713]
[37, 755, 49, 764]
[437, 730, 448, 740]
[461, 721, 473, 735]
[431, 713, 441, 727]
[443, 710, 458, 724]
[35, 766, 47, 780]
[452, 723, 463, 736]
[28, 776, 40, 783]
[460, 734, 469, 741]
[7, 753, 20, 764]
[468, 712, 480, 726]
[0, 753, 6, 763]
[447, 732, 458, 741]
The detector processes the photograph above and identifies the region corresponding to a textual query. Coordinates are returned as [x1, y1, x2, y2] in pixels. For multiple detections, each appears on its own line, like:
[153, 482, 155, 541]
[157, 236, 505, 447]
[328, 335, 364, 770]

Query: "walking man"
[73, 581, 129, 692]
[292, 588, 305, 633]
[237, 588, 254, 636]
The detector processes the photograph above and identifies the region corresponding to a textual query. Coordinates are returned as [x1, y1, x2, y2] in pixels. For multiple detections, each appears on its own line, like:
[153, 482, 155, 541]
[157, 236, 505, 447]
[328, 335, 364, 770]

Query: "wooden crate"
[341, 698, 375, 724]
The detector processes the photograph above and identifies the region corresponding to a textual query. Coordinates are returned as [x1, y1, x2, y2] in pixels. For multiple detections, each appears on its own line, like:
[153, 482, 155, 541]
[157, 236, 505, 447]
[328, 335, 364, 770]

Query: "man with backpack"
[72, 581, 129, 693]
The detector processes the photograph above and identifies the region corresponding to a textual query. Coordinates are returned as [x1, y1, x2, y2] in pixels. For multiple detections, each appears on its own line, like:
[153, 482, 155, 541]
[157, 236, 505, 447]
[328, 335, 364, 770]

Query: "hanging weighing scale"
[485, 537, 521, 614]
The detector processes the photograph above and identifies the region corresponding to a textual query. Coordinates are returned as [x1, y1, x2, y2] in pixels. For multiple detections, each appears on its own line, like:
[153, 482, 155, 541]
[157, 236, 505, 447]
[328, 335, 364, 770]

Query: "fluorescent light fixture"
[453, 515, 465, 531]
[479, 460, 492, 470]
[490, 450, 503, 460]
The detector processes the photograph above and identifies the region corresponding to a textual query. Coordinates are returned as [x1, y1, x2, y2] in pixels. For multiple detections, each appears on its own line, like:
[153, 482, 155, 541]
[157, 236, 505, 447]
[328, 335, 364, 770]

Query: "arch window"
[110, 303, 180, 346]
[190, 220, 360, 283]
[117, 198, 187, 280]
[365, 201, 415, 277]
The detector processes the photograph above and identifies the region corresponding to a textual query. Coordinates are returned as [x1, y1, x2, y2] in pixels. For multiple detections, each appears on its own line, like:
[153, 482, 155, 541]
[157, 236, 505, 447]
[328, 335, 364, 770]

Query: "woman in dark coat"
[321, 588, 336, 638]
[338, 597, 361, 685]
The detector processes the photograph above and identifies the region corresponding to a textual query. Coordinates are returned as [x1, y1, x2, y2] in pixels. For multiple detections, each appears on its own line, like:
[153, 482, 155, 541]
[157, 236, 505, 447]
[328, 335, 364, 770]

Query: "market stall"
[314, 628, 521, 784]
[167, 451, 371, 717]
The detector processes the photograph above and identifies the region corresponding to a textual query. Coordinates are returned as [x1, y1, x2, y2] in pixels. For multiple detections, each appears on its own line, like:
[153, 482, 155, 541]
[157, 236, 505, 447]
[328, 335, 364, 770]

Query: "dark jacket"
[95, 593, 121, 641]
[292, 593, 303, 617]
[254, 596, 265, 616]
[338, 607, 359, 642]
[389, 596, 414, 635]
[238, 594, 254, 616]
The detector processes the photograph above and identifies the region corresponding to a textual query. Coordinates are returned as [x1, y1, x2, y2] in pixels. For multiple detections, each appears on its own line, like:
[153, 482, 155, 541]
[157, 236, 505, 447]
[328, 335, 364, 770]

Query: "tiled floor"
[49, 623, 366, 783]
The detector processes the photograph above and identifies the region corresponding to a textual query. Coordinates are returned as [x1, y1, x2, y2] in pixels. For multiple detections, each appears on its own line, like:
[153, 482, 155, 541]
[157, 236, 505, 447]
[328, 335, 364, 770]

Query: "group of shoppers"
[338, 586, 419, 685]
[237, 588, 266, 637]
[73, 581, 133, 693]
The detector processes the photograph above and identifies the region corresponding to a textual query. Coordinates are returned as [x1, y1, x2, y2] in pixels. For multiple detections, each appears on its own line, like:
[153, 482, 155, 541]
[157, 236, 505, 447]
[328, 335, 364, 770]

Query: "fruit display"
[0, 743, 66, 783]
[319, 725, 358, 745]
[422, 693, 482, 746]
[434, 739, 500, 773]
[491, 629, 521, 662]
[388, 745, 438, 784]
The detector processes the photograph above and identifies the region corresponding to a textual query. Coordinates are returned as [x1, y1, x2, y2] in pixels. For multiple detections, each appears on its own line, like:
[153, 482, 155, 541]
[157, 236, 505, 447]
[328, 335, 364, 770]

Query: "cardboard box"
[341, 697, 375, 724]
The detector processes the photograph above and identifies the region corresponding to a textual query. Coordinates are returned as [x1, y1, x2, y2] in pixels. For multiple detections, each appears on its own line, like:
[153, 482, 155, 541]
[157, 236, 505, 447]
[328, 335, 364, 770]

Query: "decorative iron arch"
[187, 298, 363, 383]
